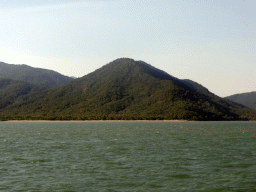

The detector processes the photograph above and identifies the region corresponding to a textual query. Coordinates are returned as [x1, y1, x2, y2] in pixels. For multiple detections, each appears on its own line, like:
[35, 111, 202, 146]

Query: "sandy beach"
[5, 120, 189, 123]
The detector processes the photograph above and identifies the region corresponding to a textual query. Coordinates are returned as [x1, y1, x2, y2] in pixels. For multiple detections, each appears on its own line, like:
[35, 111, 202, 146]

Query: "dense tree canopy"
[0, 58, 255, 121]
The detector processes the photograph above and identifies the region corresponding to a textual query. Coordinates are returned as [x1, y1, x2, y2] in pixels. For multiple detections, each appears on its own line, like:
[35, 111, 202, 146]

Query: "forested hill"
[0, 77, 46, 109]
[226, 92, 256, 110]
[0, 62, 74, 88]
[0, 58, 255, 121]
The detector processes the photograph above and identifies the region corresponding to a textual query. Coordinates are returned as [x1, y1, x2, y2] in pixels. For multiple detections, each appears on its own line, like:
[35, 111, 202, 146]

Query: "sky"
[0, 0, 255, 97]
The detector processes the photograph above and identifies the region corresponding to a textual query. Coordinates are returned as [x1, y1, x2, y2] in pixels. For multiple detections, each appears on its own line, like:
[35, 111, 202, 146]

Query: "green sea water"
[0, 121, 256, 192]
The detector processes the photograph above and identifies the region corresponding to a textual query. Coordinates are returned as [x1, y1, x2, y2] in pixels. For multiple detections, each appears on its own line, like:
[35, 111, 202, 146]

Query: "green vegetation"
[1, 58, 256, 121]
[0, 78, 46, 110]
[0, 62, 74, 88]
[182, 79, 212, 96]
[226, 92, 256, 110]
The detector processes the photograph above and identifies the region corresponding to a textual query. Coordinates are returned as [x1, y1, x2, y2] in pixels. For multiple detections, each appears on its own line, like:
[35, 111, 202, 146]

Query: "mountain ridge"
[1, 58, 255, 121]
[0, 62, 74, 88]
[225, 91, 256, 110]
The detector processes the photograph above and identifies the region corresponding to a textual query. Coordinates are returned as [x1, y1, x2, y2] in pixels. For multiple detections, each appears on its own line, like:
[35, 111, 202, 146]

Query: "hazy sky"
[0, 0, 255, 97]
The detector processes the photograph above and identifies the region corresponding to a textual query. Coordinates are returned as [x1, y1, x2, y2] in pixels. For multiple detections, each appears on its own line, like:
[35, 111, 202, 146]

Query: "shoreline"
[3, 120, 255, 123]
[4, 120, 190, 123]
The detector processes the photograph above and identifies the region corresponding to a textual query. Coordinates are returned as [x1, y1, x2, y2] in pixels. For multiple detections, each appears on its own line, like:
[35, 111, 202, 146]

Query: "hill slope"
[1, 58, 255, 120]
[0, 62, 74, 88]
[0, 78, 46, 110]
[226, 92, 256, 110]
[182, 79, 213, 97]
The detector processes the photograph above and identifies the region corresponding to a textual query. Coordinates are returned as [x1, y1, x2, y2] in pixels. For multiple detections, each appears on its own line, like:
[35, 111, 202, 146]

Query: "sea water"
[0, 121, 255, 191]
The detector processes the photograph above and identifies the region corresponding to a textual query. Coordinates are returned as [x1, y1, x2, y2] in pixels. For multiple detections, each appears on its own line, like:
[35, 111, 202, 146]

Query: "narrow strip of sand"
[5, 120, 189, 122]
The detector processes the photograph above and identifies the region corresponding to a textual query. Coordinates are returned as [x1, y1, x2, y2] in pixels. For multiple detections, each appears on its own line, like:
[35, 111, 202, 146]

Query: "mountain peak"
[1, 58, 256, 121]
